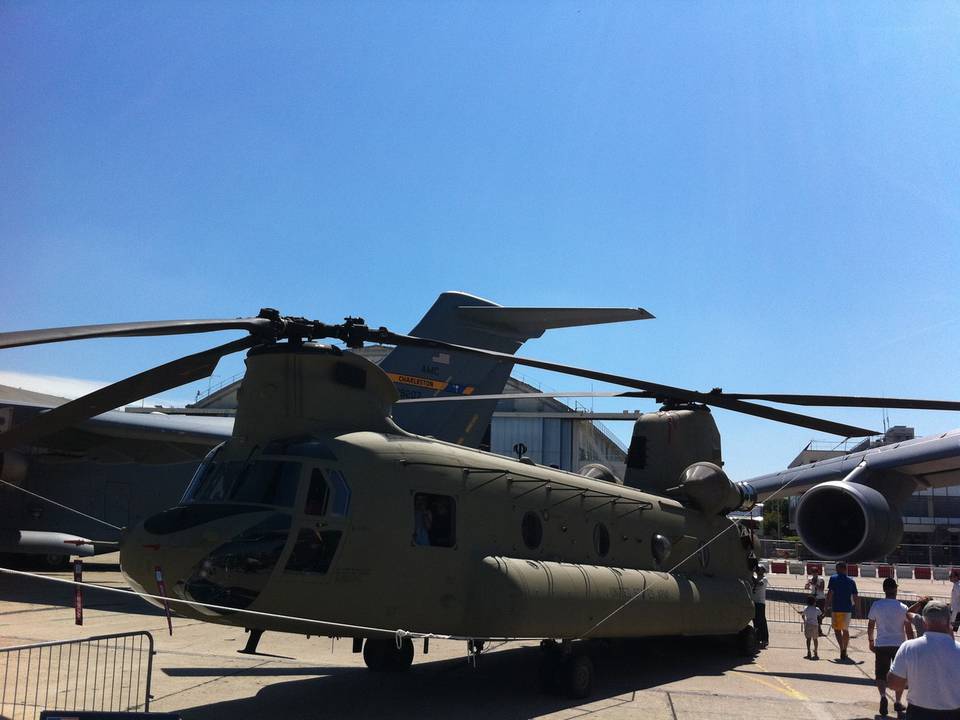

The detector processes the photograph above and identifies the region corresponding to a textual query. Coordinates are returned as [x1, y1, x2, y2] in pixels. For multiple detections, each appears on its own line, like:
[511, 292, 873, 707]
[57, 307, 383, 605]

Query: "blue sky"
[1, 1, 958, 479]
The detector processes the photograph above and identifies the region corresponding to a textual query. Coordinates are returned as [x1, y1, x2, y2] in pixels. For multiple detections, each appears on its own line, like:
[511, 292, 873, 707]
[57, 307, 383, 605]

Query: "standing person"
[412, 495, 432, 545]
[826, 561, 859, 662]
[868, 578, 914, 717]
[949, 570, 960, 632]
[798, 595, 823, 660]
[752, 566, 769, 649]
[906, 597, 932, 639]
[805, 570, 827, 636]
[887, 601, 960, 719]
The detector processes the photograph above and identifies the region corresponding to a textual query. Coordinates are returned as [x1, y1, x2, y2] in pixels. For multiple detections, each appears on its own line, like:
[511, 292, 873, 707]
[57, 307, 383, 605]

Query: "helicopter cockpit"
[123, 437, 353, 615]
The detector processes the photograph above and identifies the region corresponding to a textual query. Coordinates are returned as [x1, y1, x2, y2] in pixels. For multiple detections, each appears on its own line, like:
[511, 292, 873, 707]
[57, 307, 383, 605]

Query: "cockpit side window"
[327, 470, 351, 517]
[184, 456, 300, 508]
[229, 461, 300, 506]
[301, 468, 350, 517]
[180, 442, 225, 504]
[188, 460, 245, 502]
[304, 469, 329, 516]
[284, 529, 342, 574]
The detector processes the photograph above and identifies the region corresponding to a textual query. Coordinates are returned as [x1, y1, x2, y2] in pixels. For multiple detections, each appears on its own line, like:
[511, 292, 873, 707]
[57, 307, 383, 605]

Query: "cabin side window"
[412, 493, 456, 548]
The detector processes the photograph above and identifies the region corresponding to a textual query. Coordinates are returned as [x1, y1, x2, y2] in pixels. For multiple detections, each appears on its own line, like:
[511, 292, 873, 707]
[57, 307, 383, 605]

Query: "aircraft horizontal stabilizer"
[456, 306, 653, 339]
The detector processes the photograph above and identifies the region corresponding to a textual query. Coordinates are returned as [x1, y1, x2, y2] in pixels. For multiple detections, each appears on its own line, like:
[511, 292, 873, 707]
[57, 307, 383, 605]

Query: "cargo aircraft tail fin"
[377, 291, 652, 448]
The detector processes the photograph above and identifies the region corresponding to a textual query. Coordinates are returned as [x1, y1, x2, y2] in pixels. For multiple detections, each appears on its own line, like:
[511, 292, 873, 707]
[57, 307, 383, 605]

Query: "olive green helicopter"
[3, 309, 959, 698]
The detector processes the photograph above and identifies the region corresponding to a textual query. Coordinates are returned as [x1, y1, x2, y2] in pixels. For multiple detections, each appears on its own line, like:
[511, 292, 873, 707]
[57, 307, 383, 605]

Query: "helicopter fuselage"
[120, 429, 755, 641]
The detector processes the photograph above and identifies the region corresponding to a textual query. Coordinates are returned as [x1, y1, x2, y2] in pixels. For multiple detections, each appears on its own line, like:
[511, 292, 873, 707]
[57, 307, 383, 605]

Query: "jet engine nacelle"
[794, 480, 904, 561]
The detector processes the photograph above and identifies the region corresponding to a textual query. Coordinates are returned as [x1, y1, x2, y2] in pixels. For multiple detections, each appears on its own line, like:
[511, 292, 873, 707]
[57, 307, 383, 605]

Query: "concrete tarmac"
[1, 554, 953, 720]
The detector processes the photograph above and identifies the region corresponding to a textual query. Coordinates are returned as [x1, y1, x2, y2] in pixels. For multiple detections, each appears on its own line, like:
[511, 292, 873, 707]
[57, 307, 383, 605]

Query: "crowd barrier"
[759, 560, 960, 582]
[0, 631, 154, 720]
[764, 587, 950, 628]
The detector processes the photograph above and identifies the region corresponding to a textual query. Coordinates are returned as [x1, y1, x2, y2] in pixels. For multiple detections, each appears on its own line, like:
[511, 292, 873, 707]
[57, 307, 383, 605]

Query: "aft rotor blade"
[373, 331, 880, 436]
[0, 317, 275, 350]
[716, 393, 960, 411]
[0, 336, 258, 450]
[396, 391, 632, 403]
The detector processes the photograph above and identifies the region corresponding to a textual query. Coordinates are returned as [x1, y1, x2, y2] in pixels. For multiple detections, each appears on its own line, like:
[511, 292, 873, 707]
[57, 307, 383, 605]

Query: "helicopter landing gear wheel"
[363, 637, 414, 672]
[538, 641, 594, 698]
[560, 653, 594, 698]
[41, 553, 70, 571]
[735, 625, 758, 656]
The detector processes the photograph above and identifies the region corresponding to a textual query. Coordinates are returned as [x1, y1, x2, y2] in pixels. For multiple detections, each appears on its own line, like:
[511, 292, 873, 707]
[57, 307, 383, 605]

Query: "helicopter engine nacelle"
[578, 463, 623, 484]
[675, 462, 756, 514]
[623, 408, 722, 496]
[794, 480, 903, 561]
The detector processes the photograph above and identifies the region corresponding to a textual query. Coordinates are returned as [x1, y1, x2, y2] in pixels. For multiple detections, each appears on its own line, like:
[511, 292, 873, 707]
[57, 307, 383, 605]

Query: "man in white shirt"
[888, 601, 960, 719]
[868, 578, 913, 717]
[752, 566, 769, 649]
[805, 570, 827, 636]
[950, 570, 960, 632]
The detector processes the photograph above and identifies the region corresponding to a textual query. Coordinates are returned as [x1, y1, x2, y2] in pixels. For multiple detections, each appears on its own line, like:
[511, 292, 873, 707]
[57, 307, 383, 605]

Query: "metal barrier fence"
[0, 631, 154, 720]
[759, 540, 960, 567]
[764, 587, 950, 628]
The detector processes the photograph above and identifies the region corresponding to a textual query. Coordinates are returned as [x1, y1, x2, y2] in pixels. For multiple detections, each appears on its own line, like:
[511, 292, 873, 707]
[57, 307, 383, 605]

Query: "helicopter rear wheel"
[560, 653, 594, 699]
[538, 642, 594, 698]
[363, 637, 414, 672]
[40, 553, 71, 571]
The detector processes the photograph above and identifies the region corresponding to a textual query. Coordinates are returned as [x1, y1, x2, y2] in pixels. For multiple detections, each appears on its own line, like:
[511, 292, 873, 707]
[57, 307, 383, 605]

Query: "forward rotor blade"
[0, 336, 258, 450]
[715, 394, 960, 411]
[0, 317, 274, 350]
[372, 331, 881, 436]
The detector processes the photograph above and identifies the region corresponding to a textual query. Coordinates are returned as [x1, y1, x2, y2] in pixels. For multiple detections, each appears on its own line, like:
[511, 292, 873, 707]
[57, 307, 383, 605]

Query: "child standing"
[798, 595, 823, 659]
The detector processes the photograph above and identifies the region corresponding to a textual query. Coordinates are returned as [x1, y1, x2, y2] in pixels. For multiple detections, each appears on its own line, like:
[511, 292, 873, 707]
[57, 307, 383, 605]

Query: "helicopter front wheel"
[362, 637, 414, 672]
[735, 625, 758, 656]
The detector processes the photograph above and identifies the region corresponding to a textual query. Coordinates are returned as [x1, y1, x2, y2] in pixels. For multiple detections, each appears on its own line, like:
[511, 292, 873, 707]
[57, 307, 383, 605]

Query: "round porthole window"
[652, 533, 672, 567]
[593, 523, 610, 557]
[521, 511, 543, 549]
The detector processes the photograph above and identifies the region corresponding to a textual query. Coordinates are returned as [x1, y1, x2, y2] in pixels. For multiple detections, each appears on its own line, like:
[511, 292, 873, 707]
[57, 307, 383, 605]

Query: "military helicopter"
[2, 309, 959, 698]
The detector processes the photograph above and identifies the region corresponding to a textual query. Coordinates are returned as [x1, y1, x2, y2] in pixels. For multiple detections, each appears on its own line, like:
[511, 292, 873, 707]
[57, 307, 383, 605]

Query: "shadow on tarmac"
[750, 669, 876, 687]
[0, 563, 165, 618]
[174, 636, 750, 720]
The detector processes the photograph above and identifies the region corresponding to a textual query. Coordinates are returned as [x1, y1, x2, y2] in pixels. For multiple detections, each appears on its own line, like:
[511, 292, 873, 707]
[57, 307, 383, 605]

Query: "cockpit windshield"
[182, 446, 301, 508]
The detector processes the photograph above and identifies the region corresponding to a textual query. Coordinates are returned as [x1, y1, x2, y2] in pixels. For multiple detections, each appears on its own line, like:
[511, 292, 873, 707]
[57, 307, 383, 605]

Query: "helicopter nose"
[120, 520, 202, 611]
[120, 505, 293, 618]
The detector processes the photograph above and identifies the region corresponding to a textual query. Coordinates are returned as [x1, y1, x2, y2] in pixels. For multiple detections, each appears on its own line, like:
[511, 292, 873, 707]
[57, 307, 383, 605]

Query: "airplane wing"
[740, 429, 960, 501]
[737, 429, 960, 561]
[1, 395, 232, 463]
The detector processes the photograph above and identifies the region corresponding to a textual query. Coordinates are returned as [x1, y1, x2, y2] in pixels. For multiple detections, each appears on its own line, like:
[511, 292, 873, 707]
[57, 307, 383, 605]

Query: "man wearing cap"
[868, 577, 914, 717]
[826, 561, 860, 662]
[752, 566, 769, 649]
[887, 600, 960, 719]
